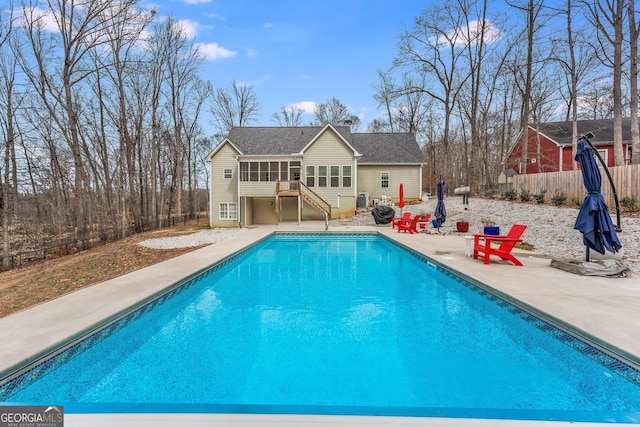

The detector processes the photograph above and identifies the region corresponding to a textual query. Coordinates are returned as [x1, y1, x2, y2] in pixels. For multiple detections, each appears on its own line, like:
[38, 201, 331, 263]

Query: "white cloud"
[18, 6, 59, 32]
[288, 101, 317, 114]
[246, 48, 258, 57]
[264, 23, 273, 28]
[184, 0, 212, 4]
[177, 19, 199, 38]
[434, 19, 501, 47]
[196, 42, 237, 61]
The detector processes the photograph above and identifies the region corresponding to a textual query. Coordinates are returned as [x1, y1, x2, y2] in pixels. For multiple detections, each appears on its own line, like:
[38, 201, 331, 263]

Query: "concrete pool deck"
[1, 221, 639, 426]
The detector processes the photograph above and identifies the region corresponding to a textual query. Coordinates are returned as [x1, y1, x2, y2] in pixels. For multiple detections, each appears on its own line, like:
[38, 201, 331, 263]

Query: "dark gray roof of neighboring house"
[534, 118, 633, 146]
[351, 133, 424, 164]
[226, 126, 424, 164]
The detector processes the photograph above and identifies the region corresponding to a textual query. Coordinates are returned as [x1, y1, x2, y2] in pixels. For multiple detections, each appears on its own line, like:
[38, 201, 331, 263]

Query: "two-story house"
[206, 124, 424, 227]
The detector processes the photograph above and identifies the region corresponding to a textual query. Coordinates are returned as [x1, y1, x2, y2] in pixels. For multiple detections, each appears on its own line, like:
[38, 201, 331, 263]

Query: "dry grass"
[0, 224, 207, 318]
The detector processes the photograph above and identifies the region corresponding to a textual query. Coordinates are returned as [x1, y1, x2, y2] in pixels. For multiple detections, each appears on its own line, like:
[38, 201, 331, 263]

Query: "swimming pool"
[1, 233, 639, 422]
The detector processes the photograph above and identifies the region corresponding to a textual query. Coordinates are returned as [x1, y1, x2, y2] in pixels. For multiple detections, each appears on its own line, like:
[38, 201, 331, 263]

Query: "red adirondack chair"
[473, 224, 527, 266]
[392, 212, 412, 229]
[417, 214, 431, 230]
[397, 214, 422, 234]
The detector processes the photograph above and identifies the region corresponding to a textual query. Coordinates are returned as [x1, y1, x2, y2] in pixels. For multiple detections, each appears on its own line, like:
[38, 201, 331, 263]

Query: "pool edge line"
[0, 231, 277, 387]
[382, 232, 640, 372]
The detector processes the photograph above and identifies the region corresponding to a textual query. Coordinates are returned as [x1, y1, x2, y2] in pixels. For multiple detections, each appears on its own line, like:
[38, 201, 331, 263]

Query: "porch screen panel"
[240, 162, 249, 181]
[270, 162, 279, 181]
[249, 162, 259, 181]
[260, 162, 269, 181]
[280, 162, 288, 181]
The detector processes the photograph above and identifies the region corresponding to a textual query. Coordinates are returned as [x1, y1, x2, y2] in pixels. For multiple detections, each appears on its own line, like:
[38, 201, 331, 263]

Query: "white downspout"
[237, 157, 241, 228]
[353, 157, 358, 207]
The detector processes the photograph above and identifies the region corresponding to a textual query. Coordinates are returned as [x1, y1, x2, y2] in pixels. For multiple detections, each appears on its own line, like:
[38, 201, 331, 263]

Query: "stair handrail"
[299, 181, 331, 217]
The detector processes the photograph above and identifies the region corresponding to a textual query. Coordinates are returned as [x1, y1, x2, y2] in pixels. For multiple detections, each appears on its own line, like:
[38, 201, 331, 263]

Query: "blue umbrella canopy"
[434, 175, 446, 226]
[573, 141, 622, 255]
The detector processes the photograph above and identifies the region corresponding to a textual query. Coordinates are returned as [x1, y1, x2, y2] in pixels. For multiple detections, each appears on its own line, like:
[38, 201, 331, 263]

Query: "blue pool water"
[1, 234, 640, 422]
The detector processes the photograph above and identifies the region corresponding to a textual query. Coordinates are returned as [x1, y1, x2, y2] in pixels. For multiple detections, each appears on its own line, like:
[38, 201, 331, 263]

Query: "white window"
[330, 166, 340, 187]
[597, 149, 608, 167]
[306, 165, 315, 187]
[381, 172, 389, 188]
[219, 202, 237, 220]
[342, 165, 352, 188]
[318, 166, 327, 187]
[223, 168, 232, 179]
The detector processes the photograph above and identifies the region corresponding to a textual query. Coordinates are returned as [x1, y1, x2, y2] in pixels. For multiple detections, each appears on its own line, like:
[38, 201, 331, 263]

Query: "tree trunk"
[629, 0, 640, 165]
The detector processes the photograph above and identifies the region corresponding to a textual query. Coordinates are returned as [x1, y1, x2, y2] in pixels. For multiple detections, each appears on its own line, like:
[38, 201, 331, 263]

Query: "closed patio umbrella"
[573, 140, 622, 258]
[398, 183, 405, 214]
[434, 175, 446, 228]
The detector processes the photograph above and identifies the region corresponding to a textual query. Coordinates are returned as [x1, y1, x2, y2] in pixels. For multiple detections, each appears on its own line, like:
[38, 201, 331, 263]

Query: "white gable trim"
[298, 124, 362, 158]
[205, 139, 243, 162]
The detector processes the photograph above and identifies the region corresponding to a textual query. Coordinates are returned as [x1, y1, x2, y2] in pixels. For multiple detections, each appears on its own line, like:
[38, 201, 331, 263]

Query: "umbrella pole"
[583, 136, 622, 232]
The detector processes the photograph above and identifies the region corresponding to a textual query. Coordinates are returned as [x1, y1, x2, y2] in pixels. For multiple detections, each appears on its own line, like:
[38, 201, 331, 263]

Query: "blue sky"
[153, 0, 424, 128]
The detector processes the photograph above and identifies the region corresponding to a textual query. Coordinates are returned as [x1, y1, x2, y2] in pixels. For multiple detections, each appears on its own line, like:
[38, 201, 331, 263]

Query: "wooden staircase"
[299, 182, 331, 219]
[276, 180, 331, 228]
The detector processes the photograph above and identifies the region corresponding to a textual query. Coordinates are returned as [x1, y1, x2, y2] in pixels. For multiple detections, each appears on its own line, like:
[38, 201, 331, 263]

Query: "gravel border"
[331, 197, 640, 276]
[138, 198, 639, 276]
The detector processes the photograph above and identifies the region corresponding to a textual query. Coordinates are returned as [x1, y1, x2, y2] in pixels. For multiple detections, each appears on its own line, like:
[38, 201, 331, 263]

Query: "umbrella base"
[550, 258, 630, 278]
[587, 247, 624, 261]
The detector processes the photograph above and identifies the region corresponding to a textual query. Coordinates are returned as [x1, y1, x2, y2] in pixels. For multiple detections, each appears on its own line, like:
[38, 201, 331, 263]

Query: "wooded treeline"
[368, 0, 640, 194]
[1, 0, 640, 270]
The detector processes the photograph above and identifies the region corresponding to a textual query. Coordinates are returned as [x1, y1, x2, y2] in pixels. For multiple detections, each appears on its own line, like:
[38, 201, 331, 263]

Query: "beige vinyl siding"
[357, 165, 422, 205]
[209, 142, 240, 228]
[302, 128, 358, 218]
[239, 181, 277, 197]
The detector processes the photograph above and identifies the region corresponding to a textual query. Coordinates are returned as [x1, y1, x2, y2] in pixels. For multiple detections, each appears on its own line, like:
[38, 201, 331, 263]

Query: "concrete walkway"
[1, 221, 639, 427]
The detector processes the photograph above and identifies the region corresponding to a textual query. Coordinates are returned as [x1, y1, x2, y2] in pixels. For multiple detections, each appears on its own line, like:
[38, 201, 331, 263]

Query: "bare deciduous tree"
[271, 105, 305, 126]
[628, 0, 640, 165]
[209, 80, 261, 137]
[394, 0, 471, 163]
[0, 3, 16, 270]
[313, 97, 353, 126]
[585, 0, 626, 166]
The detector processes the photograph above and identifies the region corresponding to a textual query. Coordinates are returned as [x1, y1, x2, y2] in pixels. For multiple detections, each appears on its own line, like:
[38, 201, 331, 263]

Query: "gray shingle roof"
[535, 118, 633, 146]
[227, 126, 350, 155]
[351, 133, 424, 164]
[226, 126, 424, 164]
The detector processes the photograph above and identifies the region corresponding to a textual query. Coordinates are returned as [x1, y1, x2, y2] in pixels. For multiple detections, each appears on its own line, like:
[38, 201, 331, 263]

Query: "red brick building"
[504, 119, 633, 174]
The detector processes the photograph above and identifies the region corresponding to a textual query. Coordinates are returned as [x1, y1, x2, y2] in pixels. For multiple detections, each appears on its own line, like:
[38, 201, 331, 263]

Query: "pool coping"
[1, 223, 640, 426]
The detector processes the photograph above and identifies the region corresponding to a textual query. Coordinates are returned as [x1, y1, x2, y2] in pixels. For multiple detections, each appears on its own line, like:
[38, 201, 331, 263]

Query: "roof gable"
[299, 124, 361, 157]
[205, 138, 242, 161]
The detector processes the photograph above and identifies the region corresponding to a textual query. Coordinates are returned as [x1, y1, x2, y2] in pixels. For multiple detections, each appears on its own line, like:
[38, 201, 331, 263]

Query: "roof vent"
[343, 119, 353, 126]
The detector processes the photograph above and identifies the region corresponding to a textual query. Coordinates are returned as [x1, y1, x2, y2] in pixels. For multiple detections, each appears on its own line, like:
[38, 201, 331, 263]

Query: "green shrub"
[551, 190, 567, 206]
[503, 188, 517, 200]
[484, 188, 498, 198]
[570, 196, 582, 206]
[620, 195, 638, 211]
[519, 187, 531, 202]
[533, 190, 547, 204]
